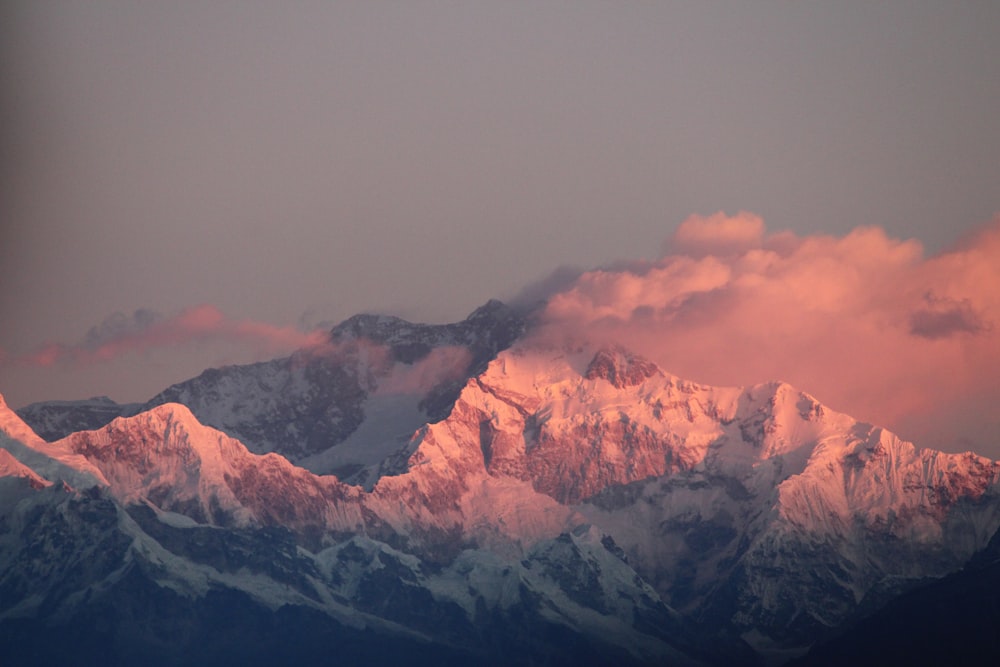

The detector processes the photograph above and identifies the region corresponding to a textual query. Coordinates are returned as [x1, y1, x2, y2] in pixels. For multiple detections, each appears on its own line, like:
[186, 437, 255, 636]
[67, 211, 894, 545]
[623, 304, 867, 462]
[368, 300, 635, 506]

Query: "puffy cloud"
[537, 213, 1000, 456]
[13, 305, 328, 368]
[667, 211, 766, 257]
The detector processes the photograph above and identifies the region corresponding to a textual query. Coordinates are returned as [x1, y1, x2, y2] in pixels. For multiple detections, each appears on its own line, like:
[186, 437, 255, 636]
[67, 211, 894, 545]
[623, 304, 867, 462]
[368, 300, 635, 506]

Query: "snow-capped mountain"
[0, 395, 715, 667]
[3, 304, 1000, 665]
[133, 299, 524, 486]
[15, 396, 141, 442]
[398, 341, 1000, 655]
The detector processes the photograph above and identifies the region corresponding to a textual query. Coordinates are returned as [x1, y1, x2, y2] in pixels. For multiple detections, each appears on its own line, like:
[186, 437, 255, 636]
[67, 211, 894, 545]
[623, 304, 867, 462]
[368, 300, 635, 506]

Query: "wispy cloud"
[12, 305, 328, 368]
[292, 335, 474, 396]
[535, 213, 1000, 453]
[376, 345, 473, 395]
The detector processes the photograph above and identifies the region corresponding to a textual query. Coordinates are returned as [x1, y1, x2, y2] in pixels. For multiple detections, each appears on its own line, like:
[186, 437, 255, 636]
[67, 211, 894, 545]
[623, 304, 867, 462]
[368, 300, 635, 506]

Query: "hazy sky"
[1, 1, 999, 440]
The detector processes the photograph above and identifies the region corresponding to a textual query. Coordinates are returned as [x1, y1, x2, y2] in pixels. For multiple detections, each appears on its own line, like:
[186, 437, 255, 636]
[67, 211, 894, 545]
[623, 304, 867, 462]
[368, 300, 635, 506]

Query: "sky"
[1, 3, 998, 453]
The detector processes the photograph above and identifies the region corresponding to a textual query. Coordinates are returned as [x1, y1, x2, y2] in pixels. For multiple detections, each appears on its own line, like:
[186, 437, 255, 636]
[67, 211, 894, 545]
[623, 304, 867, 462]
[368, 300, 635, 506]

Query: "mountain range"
[3, 300, 998, 666]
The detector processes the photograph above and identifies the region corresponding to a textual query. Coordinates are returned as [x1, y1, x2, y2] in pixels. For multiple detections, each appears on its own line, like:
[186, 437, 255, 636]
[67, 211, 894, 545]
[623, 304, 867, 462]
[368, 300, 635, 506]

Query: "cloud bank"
[537, 213, 1000, 455]
[12, 305, 327, 369]
[5, 214, 997, 456]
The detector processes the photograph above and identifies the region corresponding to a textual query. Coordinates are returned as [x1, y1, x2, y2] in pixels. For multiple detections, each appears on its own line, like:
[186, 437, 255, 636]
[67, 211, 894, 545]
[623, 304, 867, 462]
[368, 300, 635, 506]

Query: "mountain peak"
[141, 400, 200, 424]
[584, 346, 661, 388]
[466, 298, 513, 322]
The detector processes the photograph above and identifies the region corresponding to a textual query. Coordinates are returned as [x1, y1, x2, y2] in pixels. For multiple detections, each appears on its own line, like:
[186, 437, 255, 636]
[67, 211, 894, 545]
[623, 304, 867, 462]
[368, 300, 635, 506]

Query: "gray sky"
[2, 1, 999, 410]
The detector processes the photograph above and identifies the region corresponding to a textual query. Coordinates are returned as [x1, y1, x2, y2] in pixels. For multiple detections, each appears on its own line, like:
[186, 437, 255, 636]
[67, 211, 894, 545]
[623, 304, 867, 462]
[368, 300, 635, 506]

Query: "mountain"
[3, 307, 999, 665]
[406, 342, 1000, 658]
[792, 524, 1000, 666]
[136, 299, 523, 487]
[15, 396, 141, 442]
[0, 394, 716, 667]
[15, 301, 523, 488]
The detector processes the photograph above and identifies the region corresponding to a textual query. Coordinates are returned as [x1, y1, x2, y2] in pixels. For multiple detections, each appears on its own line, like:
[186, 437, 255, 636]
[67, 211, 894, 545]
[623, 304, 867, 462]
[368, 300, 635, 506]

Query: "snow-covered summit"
[16, 395, 141, 442]
[55, 401, 365, 533]
[131, 300, 524, 484]
[382, 341, 1000, 651]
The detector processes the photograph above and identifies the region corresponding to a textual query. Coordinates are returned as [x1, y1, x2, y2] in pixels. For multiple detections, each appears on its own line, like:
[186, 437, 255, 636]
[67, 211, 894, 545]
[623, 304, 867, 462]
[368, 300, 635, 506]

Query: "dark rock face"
[16, 397, 141, 442]
[0, 480, 700, 667]
[126, 504, 321, 595]
[139, 300, 524, 474]
[0, 571, 486, 667]
[337, 299, 525, 421]
[792, 532, 1000, 667]
[584, 347, 660, 389]
[141, 355, 369, 462]
[330, 299, 523, 368]
[0, 484, 131, 616]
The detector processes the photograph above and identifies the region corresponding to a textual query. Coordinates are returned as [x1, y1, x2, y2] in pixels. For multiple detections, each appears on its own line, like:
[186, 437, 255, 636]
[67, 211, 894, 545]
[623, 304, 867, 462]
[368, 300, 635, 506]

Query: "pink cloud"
[12, 305, 329, 368]
[537, 213, 1000, 456]
[668, 211, 766, 257]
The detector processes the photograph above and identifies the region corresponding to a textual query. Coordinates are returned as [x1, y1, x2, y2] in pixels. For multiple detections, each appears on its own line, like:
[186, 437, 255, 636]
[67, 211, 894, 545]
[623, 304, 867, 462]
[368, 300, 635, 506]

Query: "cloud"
[377, 346, 473, 395]
[81, 309, 161, 349]
[535, 213, 1000, 455]
[909, 293, 989, 339]
[508, 265, 587, 314]
[12, 305, 328, 368]
[297, 308, 338, 333]
[285, 326, 475, 397]
[667, 211, 766, 258]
